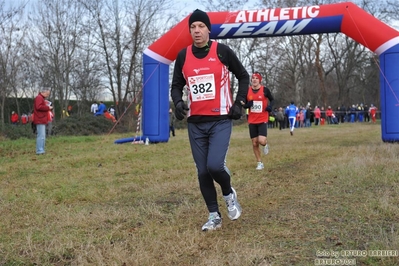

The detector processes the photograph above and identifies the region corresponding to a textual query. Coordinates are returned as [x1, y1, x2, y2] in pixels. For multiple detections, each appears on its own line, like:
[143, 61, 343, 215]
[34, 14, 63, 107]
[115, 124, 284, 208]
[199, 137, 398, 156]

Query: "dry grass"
[1, 122, 399, 265]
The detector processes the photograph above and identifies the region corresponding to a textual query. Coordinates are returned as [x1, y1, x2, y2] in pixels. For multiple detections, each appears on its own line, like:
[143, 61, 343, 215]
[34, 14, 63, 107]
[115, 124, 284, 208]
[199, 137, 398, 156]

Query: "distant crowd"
[265, 103, 379, 129]
[8, 100, 119, 136]
[9, 99, 56, 136]
[91, 101, 117, 123]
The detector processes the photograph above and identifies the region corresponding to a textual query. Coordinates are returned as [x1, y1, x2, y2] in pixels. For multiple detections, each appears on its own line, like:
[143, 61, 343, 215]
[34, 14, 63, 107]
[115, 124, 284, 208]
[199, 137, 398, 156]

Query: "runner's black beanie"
[189, 9, 211, 31]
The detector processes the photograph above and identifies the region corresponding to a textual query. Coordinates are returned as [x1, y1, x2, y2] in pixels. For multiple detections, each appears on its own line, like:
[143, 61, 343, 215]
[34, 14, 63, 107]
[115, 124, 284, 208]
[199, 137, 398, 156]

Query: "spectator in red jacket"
[21, 113, 28, 124]
[313, 106, 321, 126]
[34, 88, 53, 155]
[11, 111, 19, 125]
[326, 106, 333, 124]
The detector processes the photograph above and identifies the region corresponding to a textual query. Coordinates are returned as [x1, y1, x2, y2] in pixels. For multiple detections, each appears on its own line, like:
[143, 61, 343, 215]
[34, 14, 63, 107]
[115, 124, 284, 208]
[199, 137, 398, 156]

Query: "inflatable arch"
[139, 1, 399, 143]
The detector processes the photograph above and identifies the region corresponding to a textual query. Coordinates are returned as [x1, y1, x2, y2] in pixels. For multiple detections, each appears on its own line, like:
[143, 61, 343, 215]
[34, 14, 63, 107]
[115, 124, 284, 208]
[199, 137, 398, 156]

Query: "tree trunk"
[315, 34, 327, 107]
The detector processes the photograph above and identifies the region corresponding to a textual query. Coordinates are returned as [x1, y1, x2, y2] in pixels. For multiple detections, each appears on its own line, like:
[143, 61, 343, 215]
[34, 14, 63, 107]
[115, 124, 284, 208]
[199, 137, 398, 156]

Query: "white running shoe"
[201, 212, 222, 231]
[256, 162, 264, 170]
[263, 144, 269, 155]
[223, 187, 242, 221]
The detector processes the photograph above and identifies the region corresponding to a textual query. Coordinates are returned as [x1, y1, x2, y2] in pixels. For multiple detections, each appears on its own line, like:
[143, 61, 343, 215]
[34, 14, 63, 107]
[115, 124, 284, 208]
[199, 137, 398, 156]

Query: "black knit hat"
[189, 9, 211, 31]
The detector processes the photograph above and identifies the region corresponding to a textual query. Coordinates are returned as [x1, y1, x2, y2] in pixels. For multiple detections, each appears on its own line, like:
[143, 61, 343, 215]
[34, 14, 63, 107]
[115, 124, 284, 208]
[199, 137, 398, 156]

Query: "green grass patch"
[0, 122, 398, 265]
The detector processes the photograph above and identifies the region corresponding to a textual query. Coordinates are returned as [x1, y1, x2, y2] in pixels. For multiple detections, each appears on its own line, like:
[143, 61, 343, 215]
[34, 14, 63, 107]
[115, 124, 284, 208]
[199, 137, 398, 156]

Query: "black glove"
[228, 103, 242, 120]
[265, 106, 272, 112]
[243, 100, 254, 109]
[175, 101, 189, 120]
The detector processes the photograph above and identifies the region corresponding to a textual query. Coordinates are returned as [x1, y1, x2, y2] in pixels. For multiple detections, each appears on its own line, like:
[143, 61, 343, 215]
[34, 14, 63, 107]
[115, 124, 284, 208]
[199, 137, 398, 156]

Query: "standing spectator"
[28, 112, 33, 123]
[21, 113, 28, 125]
[309, 106, 315, 125]
[272, 108, 278, 128]
[170, 9, 248, 231]
[313, 106, 321, 125]
[11, 111, 19, 125]
[364, 104, 370, 122]
[62, 109, 69, 118]
[305, 106, 312, 127]
[302, 107, 307, 127]
[310, 106, 315, 126]
[108, 105, 115, 116]
[30, 111, 36, 134]
[350, 105, 356, 123]
[284, 107, 290, 129]
[295, 109, 300, 128]
[335, 106, 341, 123]
[108, 105, 117, 120]
[276, 107, 285, 130]
[91, 101, 98, 114]
[268, 113, 276, 128]
[346, 105, 351, 122]
[320, 106, 326, 125]
[335, 106, 340, 118]
[326, 106, 333, 124]
[331, 113, 339, 124]
[340, 104, 346, 123]
[285, 101, 298, 136]
[34, 88, 53, 155]
[299, 108, 305, 127]
[241, 72, 274, 170]
[67, 105, 72, 115]
[358, 103, 364, 122]
[95, 101, 106, 116]
[369, 104, 378, 123]
[169, 108, 176, 137]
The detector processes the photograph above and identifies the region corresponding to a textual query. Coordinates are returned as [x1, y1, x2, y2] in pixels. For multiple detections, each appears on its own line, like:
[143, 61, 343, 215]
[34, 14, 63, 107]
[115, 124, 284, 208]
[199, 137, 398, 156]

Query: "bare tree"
[256, 0, 389, 108]
[69, 15, 104, 116]
[0, 0, 26, 126]
[0, 0, 395, 127]
[271, 35, 316, 106]
[27, 0, 85, 116]
[79, 0, 173, 121]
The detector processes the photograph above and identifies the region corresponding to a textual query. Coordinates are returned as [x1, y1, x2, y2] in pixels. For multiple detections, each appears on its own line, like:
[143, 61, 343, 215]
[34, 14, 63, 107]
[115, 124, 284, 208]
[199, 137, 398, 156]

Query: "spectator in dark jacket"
[364, 104, 370, 122]
[340, 104, 346, 123]
[350, 105, 357, 123]
[276, 107, 285, 130]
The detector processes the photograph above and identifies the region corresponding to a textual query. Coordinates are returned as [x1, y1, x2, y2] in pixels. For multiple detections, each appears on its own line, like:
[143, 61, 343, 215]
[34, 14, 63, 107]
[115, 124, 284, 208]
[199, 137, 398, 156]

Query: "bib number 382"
[188, 74, 216, 102]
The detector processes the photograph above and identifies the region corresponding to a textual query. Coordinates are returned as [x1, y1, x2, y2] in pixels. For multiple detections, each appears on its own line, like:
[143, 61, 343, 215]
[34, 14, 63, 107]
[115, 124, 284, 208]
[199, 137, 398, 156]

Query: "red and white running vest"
[182, 42, 232, 117]
[247, 86, 269, 124]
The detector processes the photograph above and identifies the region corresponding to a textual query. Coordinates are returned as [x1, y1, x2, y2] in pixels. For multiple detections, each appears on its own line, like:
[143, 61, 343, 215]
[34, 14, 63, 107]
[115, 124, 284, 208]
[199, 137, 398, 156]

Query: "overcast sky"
[5, 0, 255, 16]
[5, 0, 398, 30]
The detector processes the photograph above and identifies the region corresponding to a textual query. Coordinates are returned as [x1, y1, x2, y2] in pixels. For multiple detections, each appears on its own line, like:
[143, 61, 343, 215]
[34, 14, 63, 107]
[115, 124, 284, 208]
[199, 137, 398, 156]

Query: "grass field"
[1, 122, 398, 265]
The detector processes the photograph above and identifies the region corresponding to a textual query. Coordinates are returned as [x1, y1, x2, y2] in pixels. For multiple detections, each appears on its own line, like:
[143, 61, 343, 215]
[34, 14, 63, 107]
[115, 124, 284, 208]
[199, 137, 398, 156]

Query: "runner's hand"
[175, 101, 189, 120]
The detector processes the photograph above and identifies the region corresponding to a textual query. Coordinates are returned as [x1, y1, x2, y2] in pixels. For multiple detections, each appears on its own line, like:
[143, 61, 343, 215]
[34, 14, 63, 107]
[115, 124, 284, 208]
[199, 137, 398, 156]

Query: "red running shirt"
[247, 86, 269, 124]
[182, 42, 232, 117]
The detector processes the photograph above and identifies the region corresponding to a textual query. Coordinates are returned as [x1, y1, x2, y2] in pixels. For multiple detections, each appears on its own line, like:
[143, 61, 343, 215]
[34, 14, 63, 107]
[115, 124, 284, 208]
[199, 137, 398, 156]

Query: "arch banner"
[139, 2, 399, 143]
